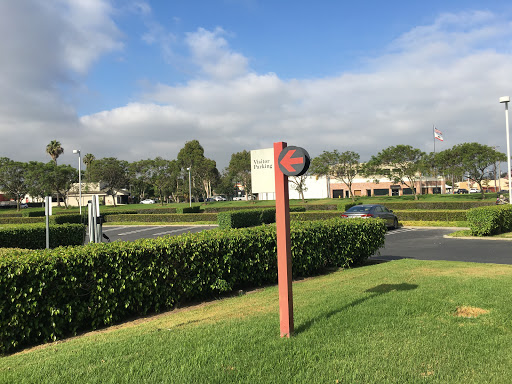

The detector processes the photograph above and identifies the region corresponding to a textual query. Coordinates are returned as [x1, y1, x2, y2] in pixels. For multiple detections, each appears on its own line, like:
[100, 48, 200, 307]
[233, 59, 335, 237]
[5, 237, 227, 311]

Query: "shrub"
[0, 218, 385, 353]
[466, 205, 512, 236]
[176, 206, 202, 214]
[0, 217, 43, 225]
[105, 213, 218, 223]
[0, 223, 86, 249]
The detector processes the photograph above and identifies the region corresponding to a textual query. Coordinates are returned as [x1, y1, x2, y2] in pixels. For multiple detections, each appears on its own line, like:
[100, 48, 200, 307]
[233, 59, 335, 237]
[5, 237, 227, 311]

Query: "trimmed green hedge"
[290, 211, 341, 221]
[466, 205, 512, 236]
[393, 210, 467, 221]
[137, 207, 177, 214]
[0, 218, 385, 353]
[379, 201, 494, 210]
[0, 223, 86, 249]
[176, 206, 202, 214]
[105, 213, 218, 223]
[0, 215, 83, 225]
[217, 207, 307, 229]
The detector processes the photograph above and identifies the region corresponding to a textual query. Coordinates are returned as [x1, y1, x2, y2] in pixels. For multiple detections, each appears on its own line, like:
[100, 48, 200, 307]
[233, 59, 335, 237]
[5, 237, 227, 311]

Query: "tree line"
[0, 140, 507, 210]
[0, 140, 252, 210]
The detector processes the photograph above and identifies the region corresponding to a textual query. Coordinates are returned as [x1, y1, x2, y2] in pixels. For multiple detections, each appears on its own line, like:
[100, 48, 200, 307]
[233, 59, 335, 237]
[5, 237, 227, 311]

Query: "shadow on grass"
[295, 283, 418, 334]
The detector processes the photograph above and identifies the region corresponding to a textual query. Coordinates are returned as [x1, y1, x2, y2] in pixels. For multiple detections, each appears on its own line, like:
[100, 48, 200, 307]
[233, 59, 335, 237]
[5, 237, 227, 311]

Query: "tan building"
[330, 175, 445, 198]
[66, 182, 130, 207]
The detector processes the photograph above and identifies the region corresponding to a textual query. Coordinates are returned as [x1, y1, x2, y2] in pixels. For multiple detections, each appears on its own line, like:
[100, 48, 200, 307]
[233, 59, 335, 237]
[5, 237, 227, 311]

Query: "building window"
[332, 189, 344, 198]
[374, 189, 389, 196]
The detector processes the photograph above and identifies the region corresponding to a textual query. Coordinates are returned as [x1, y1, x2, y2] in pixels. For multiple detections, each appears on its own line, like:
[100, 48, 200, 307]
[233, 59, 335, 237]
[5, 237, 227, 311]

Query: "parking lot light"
[499, 96, 512, 203]
[72, 149, 82, 214]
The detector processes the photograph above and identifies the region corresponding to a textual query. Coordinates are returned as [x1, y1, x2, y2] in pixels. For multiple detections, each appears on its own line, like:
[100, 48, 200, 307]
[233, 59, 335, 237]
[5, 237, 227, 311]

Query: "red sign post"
[273, 142, 310, 338]
[274, 141, 294, 337]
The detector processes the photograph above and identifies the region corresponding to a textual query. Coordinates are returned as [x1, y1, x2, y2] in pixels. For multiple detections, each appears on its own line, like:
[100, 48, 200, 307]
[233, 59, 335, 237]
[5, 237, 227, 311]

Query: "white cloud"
[185, 27, 249, 80]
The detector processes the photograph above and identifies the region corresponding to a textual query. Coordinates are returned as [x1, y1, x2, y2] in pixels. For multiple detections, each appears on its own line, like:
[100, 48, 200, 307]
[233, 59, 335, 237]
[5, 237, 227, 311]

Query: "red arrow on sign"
[280, 149, 304, 173]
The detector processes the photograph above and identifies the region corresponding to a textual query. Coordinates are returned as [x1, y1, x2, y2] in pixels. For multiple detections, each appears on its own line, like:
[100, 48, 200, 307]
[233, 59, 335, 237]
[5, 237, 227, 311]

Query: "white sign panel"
[251, 148, 275, 194]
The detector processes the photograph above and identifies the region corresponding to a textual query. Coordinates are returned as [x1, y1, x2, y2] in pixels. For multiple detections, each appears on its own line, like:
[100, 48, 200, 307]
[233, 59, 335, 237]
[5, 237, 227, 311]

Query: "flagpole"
[433, 125, 437, 193]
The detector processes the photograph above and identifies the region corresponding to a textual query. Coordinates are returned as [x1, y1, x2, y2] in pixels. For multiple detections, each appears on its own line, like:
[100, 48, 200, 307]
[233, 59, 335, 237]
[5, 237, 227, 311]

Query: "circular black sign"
[277, 146, 310, 176]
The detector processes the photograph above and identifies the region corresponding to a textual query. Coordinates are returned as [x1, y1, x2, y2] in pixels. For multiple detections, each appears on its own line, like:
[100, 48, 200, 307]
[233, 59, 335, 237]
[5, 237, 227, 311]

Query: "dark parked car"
[454, 188, 469, 194]
[341, 204, 399, 229]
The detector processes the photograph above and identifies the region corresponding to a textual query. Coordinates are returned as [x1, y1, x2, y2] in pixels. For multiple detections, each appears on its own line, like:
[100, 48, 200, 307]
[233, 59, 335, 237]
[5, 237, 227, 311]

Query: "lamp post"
[187, 167, 192, 207]
[72, 149, 82, 214]
[499, 96, 512, 204]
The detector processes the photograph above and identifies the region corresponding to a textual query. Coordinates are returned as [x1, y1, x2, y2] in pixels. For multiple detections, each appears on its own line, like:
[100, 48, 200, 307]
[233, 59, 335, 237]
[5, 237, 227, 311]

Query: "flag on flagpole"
[434, 127, 444, 141]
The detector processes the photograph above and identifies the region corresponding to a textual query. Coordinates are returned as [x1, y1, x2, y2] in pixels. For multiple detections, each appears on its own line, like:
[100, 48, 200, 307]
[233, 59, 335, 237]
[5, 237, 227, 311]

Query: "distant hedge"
[0, 215, 83, 225]
[217, 207, 307, 229]
[380, 201, 494, 210]
[393, 210, 467, 221]
[105, 213, 218, 223]
[0, 223, 86, 249]
[466, 205, 512, 236]
[0, 218, 385, 353]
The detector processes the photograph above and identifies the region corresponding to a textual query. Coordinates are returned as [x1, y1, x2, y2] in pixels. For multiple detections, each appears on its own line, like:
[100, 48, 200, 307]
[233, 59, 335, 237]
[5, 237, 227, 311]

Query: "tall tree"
[177, 140, 218, 200]
[448, 143, 507, 198]
[363, 145, 425, 200]
[310, 150, 360, 201]
[0, 158, 28, 211]
[89, 157, 129, 206]
[46, 140, 64, 165]
[227, 150, 251, 200]
[25, 161, 52, 206]
[128, 159, 154, 202]
[83, 153, 96, 183]
[45, 163, 78, 209]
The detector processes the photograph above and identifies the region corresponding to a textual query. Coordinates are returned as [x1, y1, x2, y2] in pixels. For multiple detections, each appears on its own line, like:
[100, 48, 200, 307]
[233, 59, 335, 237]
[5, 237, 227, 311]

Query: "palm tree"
[46, 140, 64, 165]
[83, 153, 96, 183]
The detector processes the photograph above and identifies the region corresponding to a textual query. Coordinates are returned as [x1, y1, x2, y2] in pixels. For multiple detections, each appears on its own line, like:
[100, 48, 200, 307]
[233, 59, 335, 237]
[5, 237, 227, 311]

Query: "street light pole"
[499, 96, 512, 204]
[72, 149, 82, 214]
[187, 167, 192, 207]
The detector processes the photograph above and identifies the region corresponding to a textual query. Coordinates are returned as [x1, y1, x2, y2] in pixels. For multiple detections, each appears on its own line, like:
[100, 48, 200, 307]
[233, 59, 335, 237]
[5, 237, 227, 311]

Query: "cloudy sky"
[2, 0, 512, 170]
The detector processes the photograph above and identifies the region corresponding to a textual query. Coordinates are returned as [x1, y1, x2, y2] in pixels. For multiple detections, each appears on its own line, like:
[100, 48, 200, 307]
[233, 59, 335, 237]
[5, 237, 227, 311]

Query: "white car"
[141, 199, 156, 204]
[469, 188, 481, 193]
[232, 196, 244, 201]
[213, 195, 227, 201]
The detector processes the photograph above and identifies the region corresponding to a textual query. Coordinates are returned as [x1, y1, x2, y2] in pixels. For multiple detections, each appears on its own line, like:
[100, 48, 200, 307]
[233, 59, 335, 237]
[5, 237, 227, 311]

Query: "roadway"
[373, 227, 512, 265]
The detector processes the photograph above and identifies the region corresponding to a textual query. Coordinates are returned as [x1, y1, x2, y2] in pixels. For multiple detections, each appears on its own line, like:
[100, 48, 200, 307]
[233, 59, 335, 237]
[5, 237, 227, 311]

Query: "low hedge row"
[393, 210, 467, 221]
[104, 213, 218, 223]
[136, 207, 178, 214]
[0, 215, 83, 225]
[0, 223, 86, 249]
[290, 211, 342, 221]
[466, 205, 512, 236]
[217, 207, 307, 229]
[0, 218, 385, 353]
[379, 201, 494, 210]
[176, 206, 202, 214]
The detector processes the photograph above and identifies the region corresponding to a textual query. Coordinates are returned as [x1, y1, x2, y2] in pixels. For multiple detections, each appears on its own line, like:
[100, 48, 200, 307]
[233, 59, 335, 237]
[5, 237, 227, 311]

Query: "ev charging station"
[87, 195, 103, 243]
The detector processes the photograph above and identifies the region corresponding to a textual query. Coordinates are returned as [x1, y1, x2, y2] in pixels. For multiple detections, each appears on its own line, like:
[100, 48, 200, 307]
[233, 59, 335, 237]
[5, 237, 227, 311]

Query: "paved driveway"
[85, 225, 216, 243]
[373, 227, 512, 265]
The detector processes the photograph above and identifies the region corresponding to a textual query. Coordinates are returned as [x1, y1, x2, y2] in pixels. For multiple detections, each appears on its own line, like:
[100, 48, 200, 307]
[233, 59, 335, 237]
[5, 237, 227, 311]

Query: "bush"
[337, 202, 358, 211]
[0, 217, 43, 225]
[466, 205, 512, 236]
[105, 213, 218, 223]
[393, 210, 467, 221]
[176, 206, 203, 214]
[0, 218, 385, 353]
[0, 223, 86, 249]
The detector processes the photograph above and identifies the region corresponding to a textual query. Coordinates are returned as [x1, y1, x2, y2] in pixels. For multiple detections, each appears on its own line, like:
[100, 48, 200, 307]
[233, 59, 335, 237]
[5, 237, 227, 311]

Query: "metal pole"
[187, 167, 192, 207]
[45, 196, 50, 249]
[78, 151, 82, 215]
[505, 102, 512, 203]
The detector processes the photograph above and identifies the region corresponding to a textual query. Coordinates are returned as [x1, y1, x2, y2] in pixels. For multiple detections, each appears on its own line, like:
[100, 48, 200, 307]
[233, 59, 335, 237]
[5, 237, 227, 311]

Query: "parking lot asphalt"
[374, 227, 512, 265]
[84, 225, 216, 244]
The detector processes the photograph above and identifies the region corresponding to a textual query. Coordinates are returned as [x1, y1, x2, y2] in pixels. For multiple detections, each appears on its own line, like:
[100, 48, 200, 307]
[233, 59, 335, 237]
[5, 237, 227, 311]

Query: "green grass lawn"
[2, 259, 512, 383]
